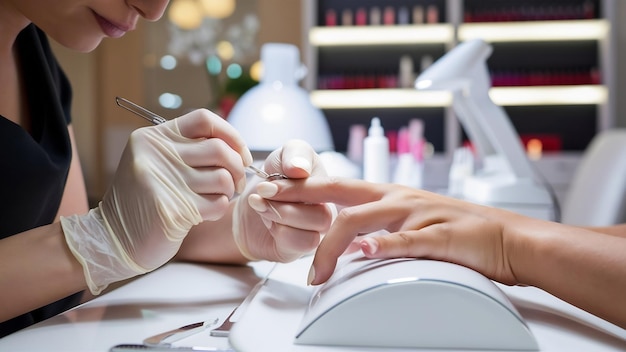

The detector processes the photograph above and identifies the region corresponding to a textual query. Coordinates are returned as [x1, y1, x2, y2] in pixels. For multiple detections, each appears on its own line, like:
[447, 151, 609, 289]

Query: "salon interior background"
[50, 0, 626, 204]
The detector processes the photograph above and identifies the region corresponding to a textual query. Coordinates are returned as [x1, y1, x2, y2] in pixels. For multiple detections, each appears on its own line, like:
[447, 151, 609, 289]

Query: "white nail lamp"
[415, 39, 556, 221]
[228, 43, 334, 154]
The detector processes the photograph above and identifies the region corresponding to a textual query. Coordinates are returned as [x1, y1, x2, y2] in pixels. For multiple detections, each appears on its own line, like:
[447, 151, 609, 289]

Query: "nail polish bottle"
[398, 6, 410, 25]
[383, 6, 395, 25]
[399, 55, 415, 89]
[341, 8, 353, 26]
[413, 5, 424, 24]
[393, 127, 418, 187]
[426, 5, 439, 23]
[355, 7, 367, 26]
[325, 9, 337, 26]
[370, 6, 382, 25]
[347, 124, 367, 165]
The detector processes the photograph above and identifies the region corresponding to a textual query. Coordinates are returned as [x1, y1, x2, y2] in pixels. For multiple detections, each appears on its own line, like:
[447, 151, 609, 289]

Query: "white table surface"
[230, 256, 626, 352]
[0, 261, 275, 352]
[1, 258, 625, 352]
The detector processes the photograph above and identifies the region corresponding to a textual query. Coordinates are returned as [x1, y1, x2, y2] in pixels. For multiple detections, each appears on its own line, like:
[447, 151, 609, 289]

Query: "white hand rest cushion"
[295, 253, 538, 350]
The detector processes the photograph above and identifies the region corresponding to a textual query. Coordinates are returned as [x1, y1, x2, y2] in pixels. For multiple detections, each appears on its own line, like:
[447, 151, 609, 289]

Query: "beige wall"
[257, 0, 303, 52]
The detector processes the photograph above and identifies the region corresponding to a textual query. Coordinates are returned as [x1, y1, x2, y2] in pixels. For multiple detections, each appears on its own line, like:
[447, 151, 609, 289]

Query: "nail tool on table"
[108, 318, 228, 351]
[143, 319, 219, 347]
[109, 343, 234, 351]
[210, 269, 271, 337]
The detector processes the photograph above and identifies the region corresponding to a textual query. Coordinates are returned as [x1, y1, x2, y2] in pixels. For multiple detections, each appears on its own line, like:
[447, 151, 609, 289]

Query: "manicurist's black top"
[0, 24, 82, 338]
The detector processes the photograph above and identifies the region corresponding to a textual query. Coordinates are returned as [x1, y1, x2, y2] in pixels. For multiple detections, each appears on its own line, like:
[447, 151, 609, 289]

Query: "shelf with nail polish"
[302, 0, 615, 158]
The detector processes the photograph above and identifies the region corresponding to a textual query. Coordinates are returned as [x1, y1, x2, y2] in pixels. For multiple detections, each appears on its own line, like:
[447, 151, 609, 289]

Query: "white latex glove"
[232, 140, 335, 262]
[61, 109, 252, 294]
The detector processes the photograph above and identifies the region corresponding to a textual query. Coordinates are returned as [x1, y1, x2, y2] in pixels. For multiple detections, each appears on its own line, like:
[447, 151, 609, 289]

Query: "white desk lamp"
[416, 39, 555, 220]
[228, 43, 334, 153]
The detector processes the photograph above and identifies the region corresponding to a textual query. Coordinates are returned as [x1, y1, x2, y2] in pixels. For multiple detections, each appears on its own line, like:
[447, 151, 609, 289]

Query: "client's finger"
[257, 177, 386, 207]
[308, 200, 394, 285]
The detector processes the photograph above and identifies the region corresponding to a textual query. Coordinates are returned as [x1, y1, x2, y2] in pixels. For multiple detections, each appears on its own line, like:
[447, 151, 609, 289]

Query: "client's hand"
[232, 140, 334, 262]
[61, 109, 252, 294]
[257, 177, 522, 286]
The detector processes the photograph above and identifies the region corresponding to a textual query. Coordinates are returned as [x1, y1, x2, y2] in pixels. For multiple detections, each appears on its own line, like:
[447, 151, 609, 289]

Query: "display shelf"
[302, 0, 616, 157]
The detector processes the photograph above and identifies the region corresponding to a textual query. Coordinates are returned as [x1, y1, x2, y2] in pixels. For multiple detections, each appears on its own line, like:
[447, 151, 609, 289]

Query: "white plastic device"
[228, 43, 334, 152]
[294, 252, 538, 350]
[363, 117, 390, 183]
[415, 39, 555, 220]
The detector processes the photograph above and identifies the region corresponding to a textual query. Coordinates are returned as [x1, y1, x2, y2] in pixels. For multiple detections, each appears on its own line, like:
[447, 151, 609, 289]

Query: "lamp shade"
[228, 43, 334, 152]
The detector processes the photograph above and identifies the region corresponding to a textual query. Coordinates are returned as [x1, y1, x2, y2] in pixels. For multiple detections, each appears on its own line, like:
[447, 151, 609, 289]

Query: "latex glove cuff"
[61, 206, 148, 295]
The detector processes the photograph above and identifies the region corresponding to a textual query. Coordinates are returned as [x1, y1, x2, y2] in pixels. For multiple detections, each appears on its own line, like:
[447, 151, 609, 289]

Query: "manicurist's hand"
[61, 109, 252, 294]
[258, 177, 523, 285]
[232, 140, 334, 262]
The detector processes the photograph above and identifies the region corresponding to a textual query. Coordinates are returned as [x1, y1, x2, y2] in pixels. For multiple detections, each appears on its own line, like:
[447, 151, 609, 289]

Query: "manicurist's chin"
[57, 36, 105, 53]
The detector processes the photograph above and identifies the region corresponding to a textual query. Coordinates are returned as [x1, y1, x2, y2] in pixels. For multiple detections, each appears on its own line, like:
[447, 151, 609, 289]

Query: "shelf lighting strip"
[490, 85, 608, 106]
[309, 24, 454, 46]
[309, 20, 608, 46]
[310, 89, 452, 109]
[458, 19, 609, 42]
[310, 85, 607, 109]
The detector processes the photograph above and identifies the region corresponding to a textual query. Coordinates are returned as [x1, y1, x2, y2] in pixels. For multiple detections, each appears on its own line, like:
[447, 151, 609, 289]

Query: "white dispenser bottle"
[363, 117, 390, 183]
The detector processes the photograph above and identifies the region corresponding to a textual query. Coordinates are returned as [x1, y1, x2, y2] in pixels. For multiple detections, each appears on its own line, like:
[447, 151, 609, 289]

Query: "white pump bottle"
[363, 117, 390, 183]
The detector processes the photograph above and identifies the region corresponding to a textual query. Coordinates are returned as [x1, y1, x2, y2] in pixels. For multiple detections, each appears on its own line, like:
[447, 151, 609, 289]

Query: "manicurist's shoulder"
[16, 24, 73, 125]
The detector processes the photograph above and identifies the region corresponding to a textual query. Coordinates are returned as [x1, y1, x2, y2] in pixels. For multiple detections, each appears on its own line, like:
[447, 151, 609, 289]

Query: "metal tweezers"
[115, 97, 288, 181]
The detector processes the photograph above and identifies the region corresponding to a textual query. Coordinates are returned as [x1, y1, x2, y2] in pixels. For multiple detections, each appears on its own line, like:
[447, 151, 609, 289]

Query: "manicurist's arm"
[1, 110, 252, 323]
[1, 126, 91, 322]
[0, 223, 87, 322]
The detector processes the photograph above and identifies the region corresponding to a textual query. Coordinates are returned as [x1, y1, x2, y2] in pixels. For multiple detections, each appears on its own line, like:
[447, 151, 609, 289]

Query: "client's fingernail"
[236, 177, 247, 194]
[307, 265, 316, 286]
[257, 182, 278, 198]
[248, 195, 267, 213]
[290, 157, 312, 174]
[361, 238, 379, 256]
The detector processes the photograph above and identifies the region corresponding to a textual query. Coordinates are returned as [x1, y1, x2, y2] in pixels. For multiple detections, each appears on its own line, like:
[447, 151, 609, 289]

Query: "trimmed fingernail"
[361, 238, 379, 256]
[307, 265, 316, 286]
[236, 177, 247, 194]
[257, 182, 278, 198]
[242, 148, 254, 166]
[290, 156, 312, 174]
[248, 195, 267, 213]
